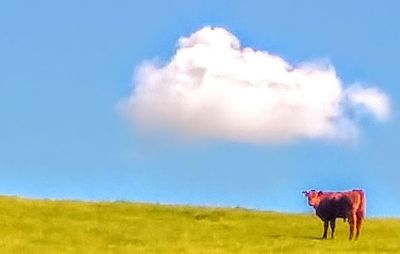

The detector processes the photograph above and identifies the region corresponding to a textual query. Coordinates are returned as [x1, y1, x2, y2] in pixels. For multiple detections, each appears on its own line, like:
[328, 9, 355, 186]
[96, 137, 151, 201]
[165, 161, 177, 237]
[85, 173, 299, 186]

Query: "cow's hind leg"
[330, 219, 336, 239]
[348, 213, 357, 240]
[322, 221, 328, 239]
[355, 212, 363, 239]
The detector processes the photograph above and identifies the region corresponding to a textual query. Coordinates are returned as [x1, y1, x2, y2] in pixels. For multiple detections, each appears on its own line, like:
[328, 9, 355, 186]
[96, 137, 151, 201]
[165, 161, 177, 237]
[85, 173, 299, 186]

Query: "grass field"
[0, 196, 399, 253]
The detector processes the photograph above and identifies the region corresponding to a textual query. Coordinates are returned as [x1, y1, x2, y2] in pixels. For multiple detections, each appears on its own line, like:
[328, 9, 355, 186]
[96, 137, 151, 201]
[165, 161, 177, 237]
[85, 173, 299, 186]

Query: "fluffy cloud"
[121, 26, 390, 143]
[346, 86, 390, 121]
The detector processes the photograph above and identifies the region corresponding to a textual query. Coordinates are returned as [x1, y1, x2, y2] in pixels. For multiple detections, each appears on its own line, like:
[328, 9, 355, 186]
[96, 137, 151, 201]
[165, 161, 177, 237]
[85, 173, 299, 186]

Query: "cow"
[302, 189, 366, 240]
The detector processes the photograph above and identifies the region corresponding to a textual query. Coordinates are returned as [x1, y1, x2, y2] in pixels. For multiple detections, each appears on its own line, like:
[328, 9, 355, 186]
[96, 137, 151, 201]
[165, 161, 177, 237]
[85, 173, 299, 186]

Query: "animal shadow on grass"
[266, 234, 326, 240]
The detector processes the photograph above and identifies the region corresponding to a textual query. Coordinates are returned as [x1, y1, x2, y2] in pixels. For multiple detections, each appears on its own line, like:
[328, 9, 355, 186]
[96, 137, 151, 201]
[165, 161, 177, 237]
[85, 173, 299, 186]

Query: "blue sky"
[1, 0, 399, 216]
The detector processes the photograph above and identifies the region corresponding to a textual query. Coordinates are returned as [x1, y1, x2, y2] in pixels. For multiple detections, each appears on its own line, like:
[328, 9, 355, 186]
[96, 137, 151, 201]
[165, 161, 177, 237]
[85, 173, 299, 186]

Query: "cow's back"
[314, 190, 366, 221]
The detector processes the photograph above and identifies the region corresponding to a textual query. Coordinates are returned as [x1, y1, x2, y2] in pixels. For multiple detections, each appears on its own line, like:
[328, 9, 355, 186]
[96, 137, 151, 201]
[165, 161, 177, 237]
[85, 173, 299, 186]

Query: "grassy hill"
[0, 196, 399, 253]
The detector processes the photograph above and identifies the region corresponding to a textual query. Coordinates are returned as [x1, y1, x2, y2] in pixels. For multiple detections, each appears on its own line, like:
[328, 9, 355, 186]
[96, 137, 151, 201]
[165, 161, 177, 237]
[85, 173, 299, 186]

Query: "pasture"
[0, 196, 399, 253]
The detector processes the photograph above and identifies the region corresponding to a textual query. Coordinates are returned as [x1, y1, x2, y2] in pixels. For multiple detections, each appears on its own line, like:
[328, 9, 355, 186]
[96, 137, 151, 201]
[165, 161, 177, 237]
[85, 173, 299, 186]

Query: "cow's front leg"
[330, 219, 336, 239]
[322, 220, 328, 239]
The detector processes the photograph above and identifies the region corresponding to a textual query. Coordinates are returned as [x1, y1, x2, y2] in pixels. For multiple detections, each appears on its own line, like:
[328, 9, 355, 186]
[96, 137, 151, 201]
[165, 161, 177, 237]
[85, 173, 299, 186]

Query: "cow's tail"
[354, 189, 366, 220]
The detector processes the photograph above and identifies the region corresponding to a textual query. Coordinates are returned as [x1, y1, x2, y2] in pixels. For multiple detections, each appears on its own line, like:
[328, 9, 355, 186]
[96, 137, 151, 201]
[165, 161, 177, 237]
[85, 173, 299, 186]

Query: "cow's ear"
[318, 191, 323, 196]
[302, 191, 308, 196]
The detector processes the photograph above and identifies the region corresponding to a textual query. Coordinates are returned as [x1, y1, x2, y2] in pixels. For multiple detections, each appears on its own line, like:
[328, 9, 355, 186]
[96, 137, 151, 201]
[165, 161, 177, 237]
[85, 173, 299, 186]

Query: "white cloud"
[121, 26, 391, 143]
[345, 86, 390, 121]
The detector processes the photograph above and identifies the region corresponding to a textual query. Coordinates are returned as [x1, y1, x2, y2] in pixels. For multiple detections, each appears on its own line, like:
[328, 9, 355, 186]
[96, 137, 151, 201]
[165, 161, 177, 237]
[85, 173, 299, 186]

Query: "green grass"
[0, 196, 399, 253]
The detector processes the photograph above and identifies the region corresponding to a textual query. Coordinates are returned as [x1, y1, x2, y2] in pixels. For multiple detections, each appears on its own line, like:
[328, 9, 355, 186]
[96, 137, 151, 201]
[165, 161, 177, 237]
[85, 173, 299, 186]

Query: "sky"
[1, 0, 399, 216]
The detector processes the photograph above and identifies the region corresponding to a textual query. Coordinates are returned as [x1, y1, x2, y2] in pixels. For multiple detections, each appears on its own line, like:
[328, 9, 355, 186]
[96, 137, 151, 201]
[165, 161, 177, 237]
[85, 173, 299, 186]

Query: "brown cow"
[303, 189, 366, 240]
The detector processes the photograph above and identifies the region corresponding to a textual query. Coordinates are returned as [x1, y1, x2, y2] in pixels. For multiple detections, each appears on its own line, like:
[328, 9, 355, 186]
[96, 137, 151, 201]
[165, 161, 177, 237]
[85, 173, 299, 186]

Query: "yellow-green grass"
[0, 196, 399, 253]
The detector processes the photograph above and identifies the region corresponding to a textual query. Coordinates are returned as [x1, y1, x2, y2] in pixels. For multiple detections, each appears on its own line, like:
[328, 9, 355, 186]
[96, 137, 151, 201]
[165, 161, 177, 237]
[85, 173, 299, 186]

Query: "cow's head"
[302, 190, 323, 207]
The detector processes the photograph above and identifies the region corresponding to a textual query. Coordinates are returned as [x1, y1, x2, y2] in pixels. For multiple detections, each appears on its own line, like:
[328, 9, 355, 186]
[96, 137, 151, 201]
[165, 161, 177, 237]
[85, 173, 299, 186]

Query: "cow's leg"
[355, 212, 363, 239]
[330, 219, 336, 239]
[348, 213, 357, 240]
[322, 220, 328, 239]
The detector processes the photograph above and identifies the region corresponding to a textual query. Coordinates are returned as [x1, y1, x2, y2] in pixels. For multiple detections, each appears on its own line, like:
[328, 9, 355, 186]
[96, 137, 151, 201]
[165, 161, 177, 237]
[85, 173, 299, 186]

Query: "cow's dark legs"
[355, 212, 363, 239]
[348, 213, 357, 240]
[330, 219, 336, 239]
[322, 221, 328, 239]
